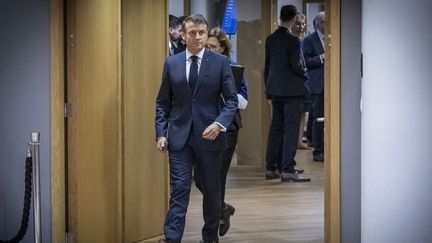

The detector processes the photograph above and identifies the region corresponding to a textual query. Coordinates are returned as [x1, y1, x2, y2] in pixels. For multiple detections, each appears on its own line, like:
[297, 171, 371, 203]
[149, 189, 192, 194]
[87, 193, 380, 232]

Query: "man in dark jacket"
[264, 5, 310, 182]
[302, 11, 326, 162]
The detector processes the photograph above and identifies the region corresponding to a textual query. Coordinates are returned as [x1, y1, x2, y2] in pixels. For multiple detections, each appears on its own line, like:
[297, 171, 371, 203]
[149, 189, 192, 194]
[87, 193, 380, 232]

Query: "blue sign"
[222, 0, 237, 35]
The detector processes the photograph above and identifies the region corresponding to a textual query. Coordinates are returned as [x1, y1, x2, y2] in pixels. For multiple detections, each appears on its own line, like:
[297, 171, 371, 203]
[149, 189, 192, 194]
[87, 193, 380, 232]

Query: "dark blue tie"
[189, 55, 198, 92]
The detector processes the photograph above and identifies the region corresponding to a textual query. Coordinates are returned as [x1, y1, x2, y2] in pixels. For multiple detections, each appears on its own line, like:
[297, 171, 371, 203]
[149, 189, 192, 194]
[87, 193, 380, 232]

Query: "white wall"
[169, 0, 184, 17]
[362, 0, 432, 242]
[340, 0, 361, 241]
[0, 1, 52, 242]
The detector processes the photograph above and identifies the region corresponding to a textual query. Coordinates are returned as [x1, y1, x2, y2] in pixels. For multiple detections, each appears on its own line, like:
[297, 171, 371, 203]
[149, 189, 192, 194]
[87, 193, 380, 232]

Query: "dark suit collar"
[277, 26, 289, 32]
[311, 31, 324, 53]
[276, 26, 295, 37]
[176, 52, 188, 91]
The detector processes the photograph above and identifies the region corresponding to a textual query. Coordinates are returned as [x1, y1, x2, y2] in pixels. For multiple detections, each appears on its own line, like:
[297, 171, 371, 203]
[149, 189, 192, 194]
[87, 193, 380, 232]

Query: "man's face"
[206, 37, 223, 54]
[182, 21, 208, 54]
[169, 25, 182, 42]
[292, 18, 306, 36]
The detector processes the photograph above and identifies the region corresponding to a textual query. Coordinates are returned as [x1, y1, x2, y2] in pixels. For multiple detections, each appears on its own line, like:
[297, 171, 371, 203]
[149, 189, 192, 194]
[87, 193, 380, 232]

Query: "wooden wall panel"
[50, 0, 65, 242]
[67, 0, 121, 242]
[324, 0, 340, 242]
[121, 0, 168, 242]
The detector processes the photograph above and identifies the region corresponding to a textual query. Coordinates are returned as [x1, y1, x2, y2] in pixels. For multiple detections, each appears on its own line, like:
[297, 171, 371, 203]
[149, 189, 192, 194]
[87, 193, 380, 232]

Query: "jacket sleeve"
[289, 38, 308, 79]
[155, 61, 172, 140]
[302, 37, 323, 68]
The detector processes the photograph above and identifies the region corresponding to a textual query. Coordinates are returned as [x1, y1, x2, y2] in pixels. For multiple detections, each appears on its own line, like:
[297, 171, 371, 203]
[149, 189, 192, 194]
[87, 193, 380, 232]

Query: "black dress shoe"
[219, 203, 235, 236]
[281, 172, 311, 182]
[294, 167, 304, 174]
[265, 170, 280, 180]
[313, 153, 324, 162]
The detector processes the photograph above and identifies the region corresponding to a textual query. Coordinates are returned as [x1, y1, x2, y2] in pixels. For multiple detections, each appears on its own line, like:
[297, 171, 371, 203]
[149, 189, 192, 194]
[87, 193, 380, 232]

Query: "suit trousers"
[266, 96, 303, 173]
[311, 92, 324, 155]
[164, 130, 221, 242]
[194, 128, 238, 213]
[306, 106, 314, 144]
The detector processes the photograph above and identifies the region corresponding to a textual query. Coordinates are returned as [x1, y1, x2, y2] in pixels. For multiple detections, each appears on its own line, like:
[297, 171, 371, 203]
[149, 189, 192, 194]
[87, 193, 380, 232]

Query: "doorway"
[50, 0, 341, 242]
[167, 0, 341, 242]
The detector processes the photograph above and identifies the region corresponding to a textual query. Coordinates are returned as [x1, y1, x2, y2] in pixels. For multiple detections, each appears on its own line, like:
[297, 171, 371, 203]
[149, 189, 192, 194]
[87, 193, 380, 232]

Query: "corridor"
[182, 150, 324, 243]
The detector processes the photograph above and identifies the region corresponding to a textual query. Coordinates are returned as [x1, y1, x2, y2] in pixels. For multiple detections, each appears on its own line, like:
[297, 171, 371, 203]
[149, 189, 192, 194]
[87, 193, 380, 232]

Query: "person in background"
[195, 26, 248, 237]
[263, 5, 310, 182]
[156, 14, 238, 243]
[168, 15, 186, 56]
[176, 15, 187, 51]
[291, 13, 312, 150]
[302, 12, 325, 162]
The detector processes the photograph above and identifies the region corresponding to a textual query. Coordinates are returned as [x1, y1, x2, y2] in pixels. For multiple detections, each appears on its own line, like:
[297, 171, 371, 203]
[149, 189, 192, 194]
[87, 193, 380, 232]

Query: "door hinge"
[65, 232, 74, 243]
[64, 103, 72, 118]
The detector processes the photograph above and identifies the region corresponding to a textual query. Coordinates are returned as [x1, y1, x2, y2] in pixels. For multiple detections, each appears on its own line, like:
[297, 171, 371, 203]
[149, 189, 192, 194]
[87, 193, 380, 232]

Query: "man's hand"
[202, 123, 221, 140]
[157, 137, 168, 152]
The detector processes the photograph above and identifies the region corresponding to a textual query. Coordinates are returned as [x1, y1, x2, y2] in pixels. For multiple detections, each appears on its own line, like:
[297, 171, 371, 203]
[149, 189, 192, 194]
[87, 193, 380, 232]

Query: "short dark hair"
[182, 14, 209, 31]
[280, 5, 297, 23]
[169, 15, 181, 29]
[177, 15, 187, 30]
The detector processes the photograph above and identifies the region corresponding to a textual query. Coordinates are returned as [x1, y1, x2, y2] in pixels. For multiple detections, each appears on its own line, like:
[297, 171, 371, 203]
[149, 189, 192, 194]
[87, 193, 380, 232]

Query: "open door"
[66, 0, 122, 242]
[121, 0, 169, 242]
[64, 0, 169, 242]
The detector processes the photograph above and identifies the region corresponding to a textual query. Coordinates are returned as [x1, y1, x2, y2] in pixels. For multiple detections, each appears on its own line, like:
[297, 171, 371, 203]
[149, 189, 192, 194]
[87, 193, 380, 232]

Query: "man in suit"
[168, 15, 186, 56]
[302, 12, 325, 162]
[264, 5, 311, 182]
[155, 14, 238, 243]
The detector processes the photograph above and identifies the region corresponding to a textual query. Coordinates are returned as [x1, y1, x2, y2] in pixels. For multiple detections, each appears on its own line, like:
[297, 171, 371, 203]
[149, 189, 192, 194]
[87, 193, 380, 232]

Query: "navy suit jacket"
[155, 49, 238, 151]
[302, 31, 324, 94]
[264, 26, 308, 98]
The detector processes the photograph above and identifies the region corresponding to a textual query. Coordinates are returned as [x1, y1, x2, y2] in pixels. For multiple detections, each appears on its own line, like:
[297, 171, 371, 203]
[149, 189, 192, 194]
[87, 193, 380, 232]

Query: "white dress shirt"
[185, 48, 204, 82]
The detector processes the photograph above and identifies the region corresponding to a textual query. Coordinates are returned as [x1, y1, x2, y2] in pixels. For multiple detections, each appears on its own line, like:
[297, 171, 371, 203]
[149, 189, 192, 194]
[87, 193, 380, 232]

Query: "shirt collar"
[186, 48, 205, 61]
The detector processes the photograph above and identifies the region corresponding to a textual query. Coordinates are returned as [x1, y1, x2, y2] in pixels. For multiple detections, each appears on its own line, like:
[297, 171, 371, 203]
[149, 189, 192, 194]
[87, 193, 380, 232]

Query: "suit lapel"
[192, 49, 210, 96]
[313, 31, 324, 54]
[178, 52, 190, 92]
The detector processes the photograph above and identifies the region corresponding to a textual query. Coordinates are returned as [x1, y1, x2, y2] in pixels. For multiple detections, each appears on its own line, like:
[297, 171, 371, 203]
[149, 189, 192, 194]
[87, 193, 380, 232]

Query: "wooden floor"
[181, 149, 324, 243]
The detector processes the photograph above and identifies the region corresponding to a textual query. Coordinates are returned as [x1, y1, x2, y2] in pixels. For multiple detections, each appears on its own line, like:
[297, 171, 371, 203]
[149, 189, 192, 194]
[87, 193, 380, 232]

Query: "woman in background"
[195, 26, 248, 237]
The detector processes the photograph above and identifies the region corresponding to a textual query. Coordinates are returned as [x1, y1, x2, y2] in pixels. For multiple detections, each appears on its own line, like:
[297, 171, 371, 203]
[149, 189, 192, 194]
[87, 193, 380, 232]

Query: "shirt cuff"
[237, 94, 248, 110]
[214, 122, 227, 132]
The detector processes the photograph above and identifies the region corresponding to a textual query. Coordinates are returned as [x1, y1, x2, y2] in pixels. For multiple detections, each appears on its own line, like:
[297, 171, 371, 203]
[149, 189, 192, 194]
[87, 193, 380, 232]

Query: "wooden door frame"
[51, 0, 341, 242]
[324, 0, 341, 242]
[50, 0, 66, 242]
